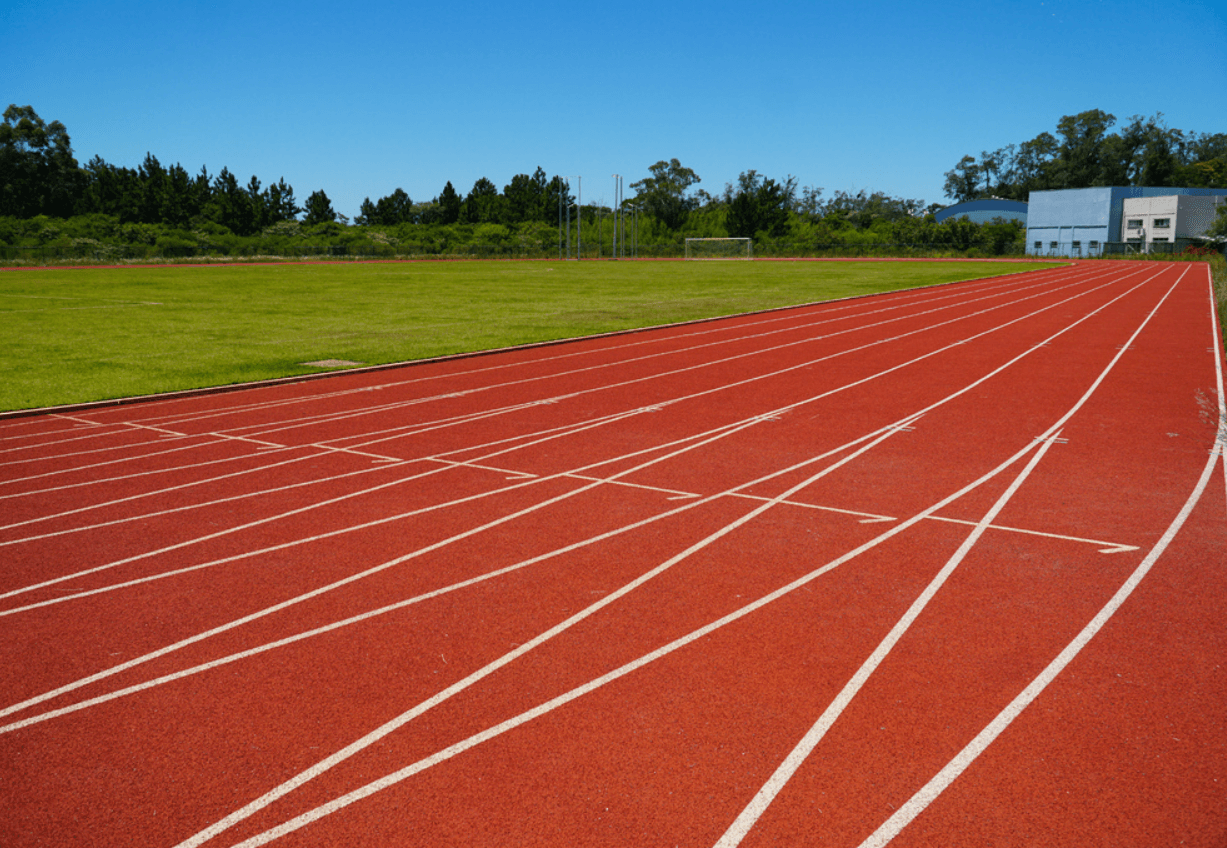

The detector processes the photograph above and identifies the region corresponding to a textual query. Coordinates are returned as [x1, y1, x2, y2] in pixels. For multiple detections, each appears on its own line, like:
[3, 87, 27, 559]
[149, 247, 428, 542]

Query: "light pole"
[611, 174, 622, 259]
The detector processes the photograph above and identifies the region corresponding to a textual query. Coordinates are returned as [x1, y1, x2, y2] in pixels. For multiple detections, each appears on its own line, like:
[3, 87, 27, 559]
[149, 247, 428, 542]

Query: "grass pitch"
[0, 259, 1055, 412]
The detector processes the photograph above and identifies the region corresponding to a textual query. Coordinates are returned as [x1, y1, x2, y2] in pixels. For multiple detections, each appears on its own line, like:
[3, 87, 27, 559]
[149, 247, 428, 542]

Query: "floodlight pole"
[611, 175, 621, 259]
[563, 176, 581, 260]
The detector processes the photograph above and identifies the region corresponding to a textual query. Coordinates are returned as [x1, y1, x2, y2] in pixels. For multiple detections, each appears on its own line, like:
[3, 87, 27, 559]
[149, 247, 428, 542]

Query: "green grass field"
[0, 258, 1056, 412]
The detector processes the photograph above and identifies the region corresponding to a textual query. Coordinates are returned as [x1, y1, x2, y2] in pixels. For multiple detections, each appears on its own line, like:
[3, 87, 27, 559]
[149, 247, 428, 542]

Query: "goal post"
[684, 237, 753, 260]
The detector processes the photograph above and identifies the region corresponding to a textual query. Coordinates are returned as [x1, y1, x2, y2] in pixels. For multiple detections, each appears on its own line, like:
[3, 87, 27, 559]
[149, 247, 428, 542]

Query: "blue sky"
[7, 0, 1226, 218]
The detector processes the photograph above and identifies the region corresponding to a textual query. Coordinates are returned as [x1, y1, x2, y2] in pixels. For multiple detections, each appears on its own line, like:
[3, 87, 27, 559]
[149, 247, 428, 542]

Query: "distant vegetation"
[942, 109, 1227, 202]
[2, 105, 1224, 264]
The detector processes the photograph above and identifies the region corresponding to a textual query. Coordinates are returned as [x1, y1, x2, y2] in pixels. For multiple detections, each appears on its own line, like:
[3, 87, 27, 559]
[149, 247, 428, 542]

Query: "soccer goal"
[684, 237, 753, 260]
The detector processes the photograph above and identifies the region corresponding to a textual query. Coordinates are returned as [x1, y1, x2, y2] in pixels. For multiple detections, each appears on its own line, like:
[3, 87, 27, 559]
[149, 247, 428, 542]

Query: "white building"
[1026, 187, 1227, 256]
[1120, 194, 1227, 251]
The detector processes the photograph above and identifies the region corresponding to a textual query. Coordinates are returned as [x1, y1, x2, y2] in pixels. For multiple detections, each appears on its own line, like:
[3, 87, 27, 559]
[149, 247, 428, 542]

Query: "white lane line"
[923, 515, 1139, 554]
[728, 492, 896, 522]
[0, 419, 197, 456]
[171, 415, 924, 848]
[0, 445, 304, 503]
[208, 268, 1107, 444]
[208, 269, 1183, 848]
[0, 271, 1124, 591]
[857, 448, 1225, 848]
[147, 266, 1090, 446]
[716, 264, 1191, 847]
[0, 411, 778, 721]
[714, 432, 1062, 848]
[0, 266, 1111, 501]
[1, 396, 687, 538]
[1208, 265, 1227, 502]
[0, 430, 220, 468]
[1, 267, 1160, 611]
[202, 409, 1089, 848]
[0, 384, 629, 501]
[1, 412, 927, 735]
[0, 456, 416, 545]
[563, 473, 699, 500]
[0, 271, 1119, 606]
[426, 457, 538, 479]
[0, 436, 256, 487]
[124, 267, 1060, 433]
[0, 407, 659, 603]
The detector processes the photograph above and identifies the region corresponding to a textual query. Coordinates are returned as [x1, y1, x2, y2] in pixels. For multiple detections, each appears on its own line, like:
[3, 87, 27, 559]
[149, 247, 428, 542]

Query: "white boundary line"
[0, 421, 912, 735]
[0, 264, 1166, 746]
[0, 265, 1161, 736]
[715, 431, 1064, 847]
[856, 279, 1225, 848]
[0, 266, 1149, 608]
[145, 268, 1156, 846]
[186, 267, 1193, 848]
[0, 264, 1102, 463]
[165, 417, 924, 848]
[177, 267, 1111, 443]
[0, 266, 1131, 559]
[2, 262, 1068, 431]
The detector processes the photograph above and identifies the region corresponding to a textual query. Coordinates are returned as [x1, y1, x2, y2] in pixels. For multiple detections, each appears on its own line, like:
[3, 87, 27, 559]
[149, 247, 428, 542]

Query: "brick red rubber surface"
[2, 261, 1224, 847]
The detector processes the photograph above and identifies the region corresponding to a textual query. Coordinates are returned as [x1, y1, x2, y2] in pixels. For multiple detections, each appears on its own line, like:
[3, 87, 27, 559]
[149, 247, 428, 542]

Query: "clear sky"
[7, 0, 1226, 218]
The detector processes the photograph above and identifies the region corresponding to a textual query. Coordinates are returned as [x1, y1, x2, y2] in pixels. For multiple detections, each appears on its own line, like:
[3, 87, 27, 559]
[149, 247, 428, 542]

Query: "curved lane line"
[857, 312, 1225, 848]
[182, 270, 1182, 848]
[0, 269, 1142, 599]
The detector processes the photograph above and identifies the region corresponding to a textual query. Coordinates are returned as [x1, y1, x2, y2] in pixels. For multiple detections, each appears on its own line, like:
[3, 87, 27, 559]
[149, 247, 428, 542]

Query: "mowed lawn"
[0, 258, 1055, 412]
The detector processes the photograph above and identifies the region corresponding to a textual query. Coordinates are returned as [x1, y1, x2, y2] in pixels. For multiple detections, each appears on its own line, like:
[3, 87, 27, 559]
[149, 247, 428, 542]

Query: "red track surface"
[2, 261, 1225, 847]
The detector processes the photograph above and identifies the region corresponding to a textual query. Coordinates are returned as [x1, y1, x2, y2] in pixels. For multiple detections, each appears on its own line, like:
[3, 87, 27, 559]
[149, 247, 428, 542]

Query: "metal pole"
[619, 178, 626, 259]
[611, 175, 619, 260]
[577, 176, 582, 260]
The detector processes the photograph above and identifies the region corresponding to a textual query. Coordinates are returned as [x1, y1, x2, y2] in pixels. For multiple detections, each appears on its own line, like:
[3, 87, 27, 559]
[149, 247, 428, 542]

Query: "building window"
[1127, 219, 1143, 229]
[1126, 237, 1143, 244]
[1033, 241, 1042, 250]
[1152, 237, 1169, 243]
[1089, 240, 1100, 250]
[1049, 241, 1058, 251]
[1153, 218, 1170, 228]
[1071, 241, 1081, 255]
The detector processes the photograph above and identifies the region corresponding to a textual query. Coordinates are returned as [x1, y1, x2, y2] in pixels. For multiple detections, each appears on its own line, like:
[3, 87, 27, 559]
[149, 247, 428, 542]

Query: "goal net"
[684, 237, 753, 260]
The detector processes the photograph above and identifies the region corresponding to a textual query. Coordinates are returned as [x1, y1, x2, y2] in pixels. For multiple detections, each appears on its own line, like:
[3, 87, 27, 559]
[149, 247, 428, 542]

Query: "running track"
[2, 261, 1225, 847]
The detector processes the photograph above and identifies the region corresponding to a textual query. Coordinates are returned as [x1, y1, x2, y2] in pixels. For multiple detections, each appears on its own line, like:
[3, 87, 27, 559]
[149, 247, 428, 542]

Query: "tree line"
[943, 109, 1227, 203]
[6, 102, 1220, 258]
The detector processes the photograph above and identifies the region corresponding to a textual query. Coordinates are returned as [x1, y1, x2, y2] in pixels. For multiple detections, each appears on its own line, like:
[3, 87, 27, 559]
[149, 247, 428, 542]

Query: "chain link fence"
[11, 239, 1223, 266]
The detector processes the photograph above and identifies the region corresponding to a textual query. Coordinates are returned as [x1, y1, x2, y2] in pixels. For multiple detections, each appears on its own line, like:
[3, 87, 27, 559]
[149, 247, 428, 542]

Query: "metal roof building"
[934, 198, 1028, 226]
[1025, 187, 1227, 256]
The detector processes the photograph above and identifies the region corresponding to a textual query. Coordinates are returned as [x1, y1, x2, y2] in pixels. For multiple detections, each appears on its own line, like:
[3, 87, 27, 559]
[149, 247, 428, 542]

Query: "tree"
[1205, 203, 1227, 239]
[724, 170, 795, 239]
[461, 177, 505, 224]
[0, 104, 83, 218]
[302, 189, 336, 226]
[208, 167, 256, 235]
[263, 178, 300, 225]
[629, 158, 701, 231]
[1050, 109, 1116, 188]
[942, 155, 981, 202]
[357, 188, 413, 226]
[436, 181, 462, 224]
[1136, 117, 1179, 186]
[504, 169, 547, 223]
[542, 176, 574, 225]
